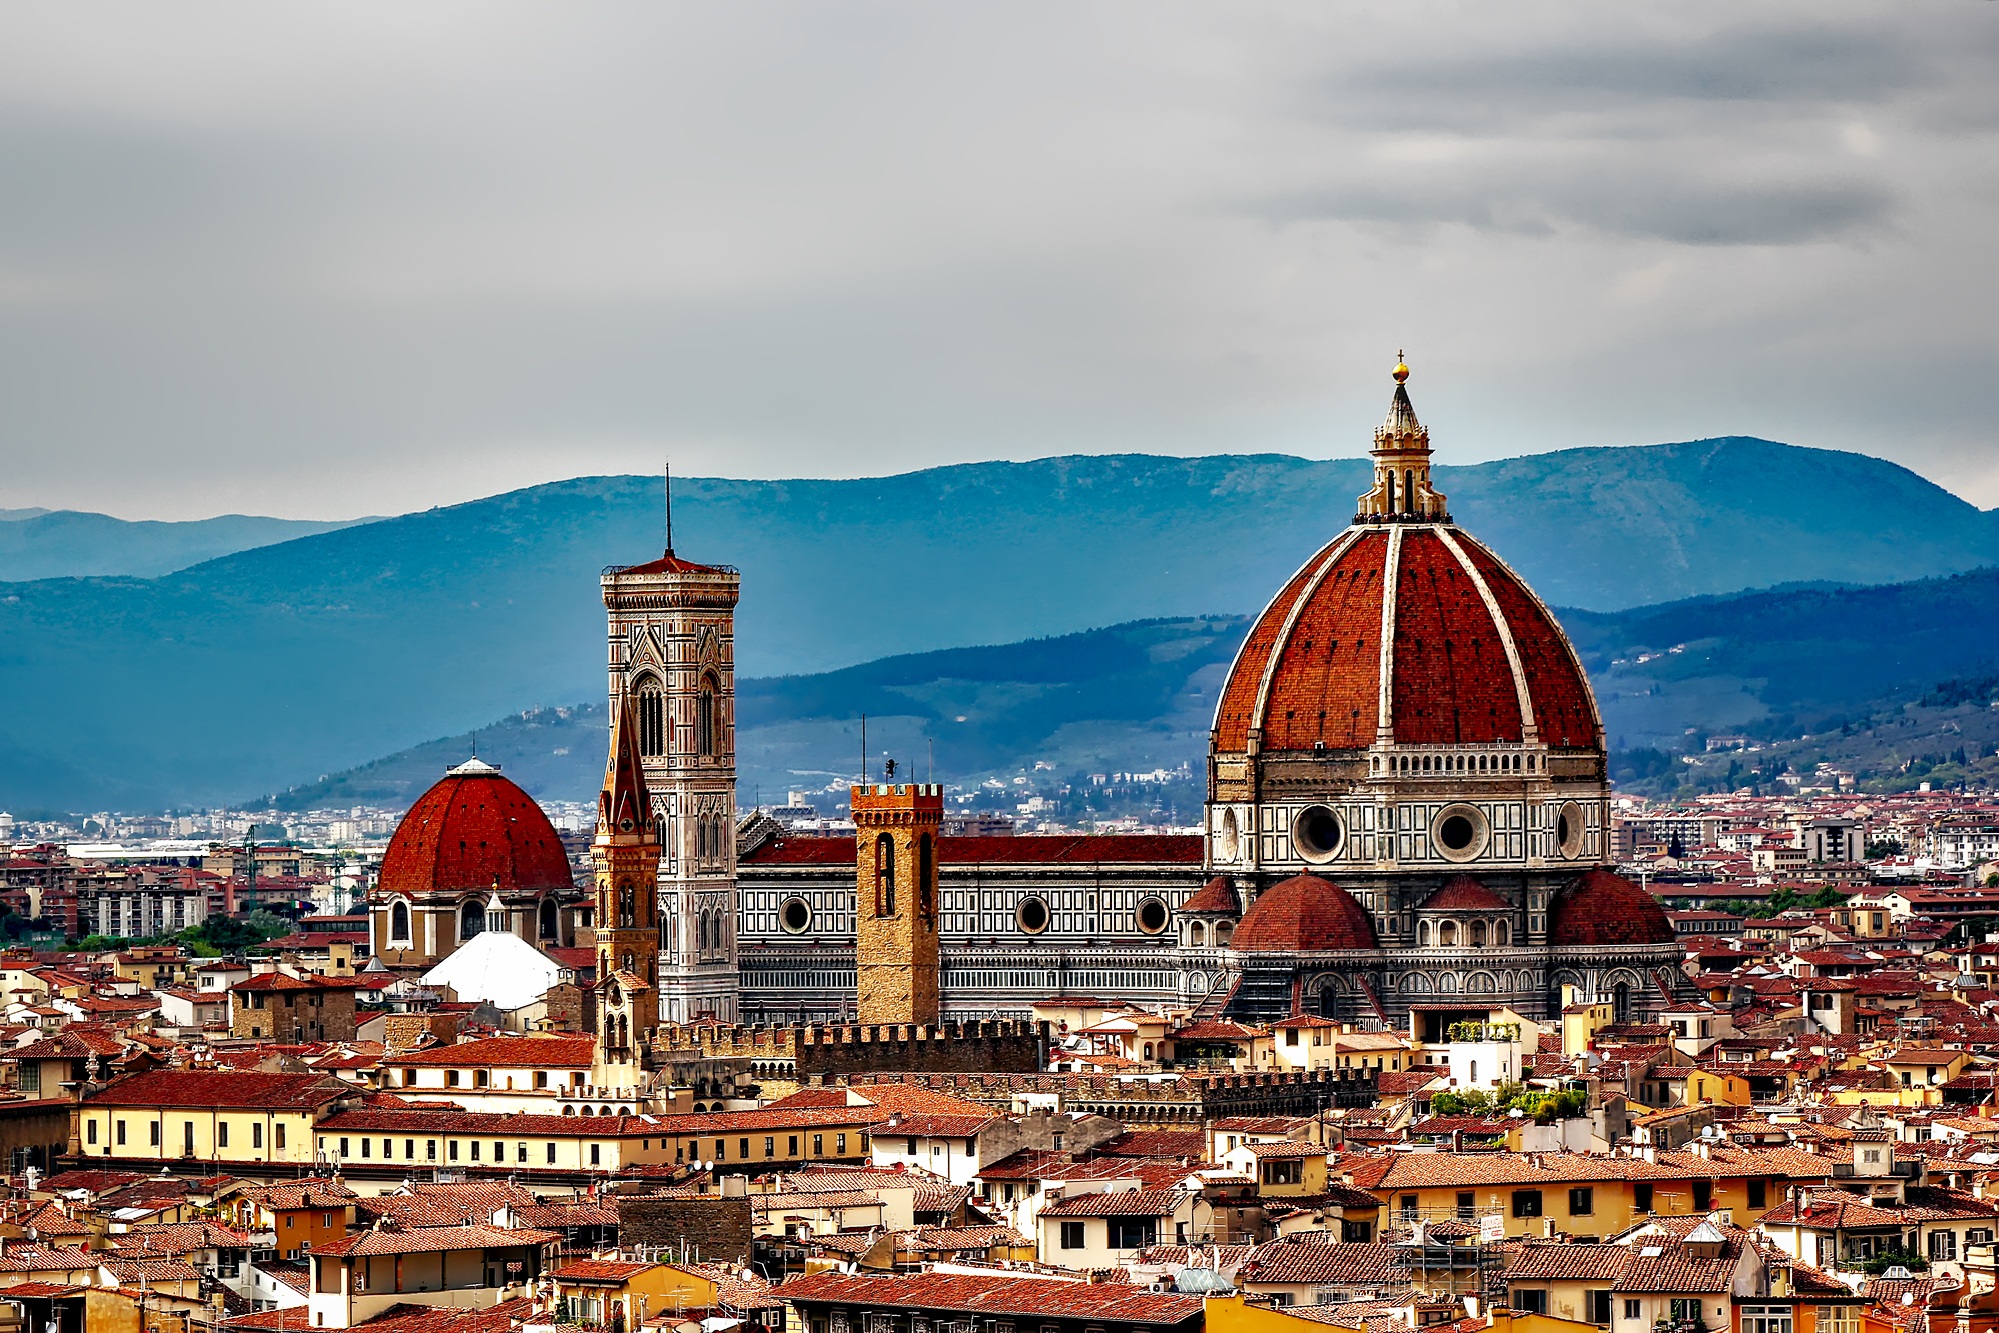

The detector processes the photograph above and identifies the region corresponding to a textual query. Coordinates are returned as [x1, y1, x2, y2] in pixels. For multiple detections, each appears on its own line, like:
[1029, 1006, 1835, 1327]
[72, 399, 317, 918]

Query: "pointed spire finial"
[664, 460, 674, 556]
[1393, 351, 1410, 384]
[599, 695, 653, 840]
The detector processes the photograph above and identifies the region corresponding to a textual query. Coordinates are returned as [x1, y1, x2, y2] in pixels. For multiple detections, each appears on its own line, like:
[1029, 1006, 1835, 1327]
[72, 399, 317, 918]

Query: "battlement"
[651, 1019, 1047, 1077]
[841, 1066, 1379, 1123]
[851, 783, 946, 821]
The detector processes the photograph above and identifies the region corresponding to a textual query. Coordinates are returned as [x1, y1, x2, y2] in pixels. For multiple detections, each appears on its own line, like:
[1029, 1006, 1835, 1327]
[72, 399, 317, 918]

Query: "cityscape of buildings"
[0, 368, 1996, 1333]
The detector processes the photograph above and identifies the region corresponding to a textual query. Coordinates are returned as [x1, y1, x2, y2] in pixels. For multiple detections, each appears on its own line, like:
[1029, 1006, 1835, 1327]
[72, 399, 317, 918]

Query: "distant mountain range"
[0, 509, 367, 581]
[1, 438, 1995, 812]
[268, 617, 1248, 813]
[280, 565, 1999, 814]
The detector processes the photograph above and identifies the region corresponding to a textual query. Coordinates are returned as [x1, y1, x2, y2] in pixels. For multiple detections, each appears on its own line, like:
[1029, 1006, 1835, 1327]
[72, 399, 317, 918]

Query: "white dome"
[421, 929, 564, 1012]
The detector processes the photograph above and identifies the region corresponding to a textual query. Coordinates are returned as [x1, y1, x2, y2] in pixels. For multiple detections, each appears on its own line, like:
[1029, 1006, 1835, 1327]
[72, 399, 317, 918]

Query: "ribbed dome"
[1548, 869, 1675, 946]
[378, 760, 574, 898]
[1213, 525, 1599, 753]
[1231, 873, 1377, 952]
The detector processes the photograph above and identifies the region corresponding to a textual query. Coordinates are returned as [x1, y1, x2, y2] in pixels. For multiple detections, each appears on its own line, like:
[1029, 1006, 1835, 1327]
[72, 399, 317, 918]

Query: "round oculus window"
[1432, 803, 1490, 863]
[1016, 896, 1050, 935]
[780, 897, 813, 934]
[1136, 897, 1170, 935]
[1292, 805, 1345, 863]
[1555, 800, 1587, 859]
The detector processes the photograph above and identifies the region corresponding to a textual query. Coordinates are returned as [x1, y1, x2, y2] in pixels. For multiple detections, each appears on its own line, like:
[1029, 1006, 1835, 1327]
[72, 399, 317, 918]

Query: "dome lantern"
[1358, 354, 1448, 521]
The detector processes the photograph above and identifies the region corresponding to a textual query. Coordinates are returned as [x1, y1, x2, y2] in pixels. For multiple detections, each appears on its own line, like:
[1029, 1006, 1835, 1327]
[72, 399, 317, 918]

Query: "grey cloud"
[1253, 173, 1895, 247]
[1317, 20, 1936, 134]
[0, 2, 1989, 518]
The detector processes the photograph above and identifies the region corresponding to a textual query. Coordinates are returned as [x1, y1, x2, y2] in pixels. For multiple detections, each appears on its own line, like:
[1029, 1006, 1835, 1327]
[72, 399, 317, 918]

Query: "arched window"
[696, 674, 720, 758]
[1438, 920, 1458, 948]
[390, 901, 411, 945]
[1386, 472, 1397, 512]
[460, 899, 484, 941]
[1418, 920, 1431, 947]
[1612, 981, 1632, 1022]
[874, 833, 896, 917]
[538, 899, 557, 940]
[1494, 920, 1510, 946]
[1404, 468, 1416, 514]
[622, 951, 634, 974]
[1471, 921, 1487, 948]
[635, 675, 666, 757]
[918, 834, 935, 919]
[696, 914, 709, 953]
[1190, 922, 1206, 947]
[619, 883, 636, 928]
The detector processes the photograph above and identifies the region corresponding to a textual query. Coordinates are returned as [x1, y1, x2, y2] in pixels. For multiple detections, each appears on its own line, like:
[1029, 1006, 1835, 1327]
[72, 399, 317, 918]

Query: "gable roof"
[81, 1069, 352, 1111]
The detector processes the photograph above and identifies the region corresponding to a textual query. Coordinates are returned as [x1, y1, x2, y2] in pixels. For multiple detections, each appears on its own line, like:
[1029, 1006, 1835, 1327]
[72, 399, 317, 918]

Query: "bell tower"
[593, 699, 659, 1083]
[602, 528, 743, 1023]
[852, 776, 943, 1025]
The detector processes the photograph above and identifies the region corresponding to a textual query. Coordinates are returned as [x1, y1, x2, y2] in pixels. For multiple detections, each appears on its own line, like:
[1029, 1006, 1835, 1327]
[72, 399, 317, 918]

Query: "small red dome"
[1232, 873, 1377, 952]
[1548, 869, 1675, 947]
[1214, 526, 1598, 752]
[1420, 876, 1510, 913]
[1179, 876, 1242, 917]
[378, 759, 574, 899]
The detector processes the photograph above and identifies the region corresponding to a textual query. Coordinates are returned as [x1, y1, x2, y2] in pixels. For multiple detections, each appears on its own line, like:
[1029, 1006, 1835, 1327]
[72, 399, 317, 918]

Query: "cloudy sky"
[0, 3, 1994, 519]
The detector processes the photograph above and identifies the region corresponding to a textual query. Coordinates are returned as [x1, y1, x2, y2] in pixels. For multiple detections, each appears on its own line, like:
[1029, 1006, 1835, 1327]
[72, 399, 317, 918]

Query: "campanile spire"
[1357, 354, 1448, 521]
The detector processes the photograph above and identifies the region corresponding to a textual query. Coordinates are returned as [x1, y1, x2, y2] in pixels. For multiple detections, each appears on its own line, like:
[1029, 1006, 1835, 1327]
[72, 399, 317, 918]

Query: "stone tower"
[601, 543, 742, 1023]
[593, 699, 660, 1082]
[852, 780, 943, 1025]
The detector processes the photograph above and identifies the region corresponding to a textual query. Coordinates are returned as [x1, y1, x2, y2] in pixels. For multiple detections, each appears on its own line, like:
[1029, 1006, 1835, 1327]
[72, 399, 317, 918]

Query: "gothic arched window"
[619, 883, 636, 928]
[918, 834, 935, 920]
[874, 833, 896, 917]
[696, 674, 720, 758]
[389, 901, 411, 945]
[635, 675, 666, 758]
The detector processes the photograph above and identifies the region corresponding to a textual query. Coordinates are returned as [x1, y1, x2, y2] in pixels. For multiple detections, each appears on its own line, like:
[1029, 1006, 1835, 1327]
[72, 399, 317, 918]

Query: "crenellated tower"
[602, 538, 742, 1023]
[592, 700, 661, 1082]
[852, 778, 943, 1026]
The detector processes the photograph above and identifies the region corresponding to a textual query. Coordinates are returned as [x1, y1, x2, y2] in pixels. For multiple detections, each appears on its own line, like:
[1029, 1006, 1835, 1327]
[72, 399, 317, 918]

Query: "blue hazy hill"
[0, 438, 1993, 811]
[0, 509, 368, 581]
[277, 565, 1999, 813]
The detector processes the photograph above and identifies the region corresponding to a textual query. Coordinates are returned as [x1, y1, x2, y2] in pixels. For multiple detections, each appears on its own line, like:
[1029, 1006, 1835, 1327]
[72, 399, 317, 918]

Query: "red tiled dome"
[1231, 873, 1377, 952]
[1213, 525, 1599, 752]
[1548, 869, 1675, 947]
[378, 760, 574, 899]
[1179, 876, 1242, 917]
[1420, 876, 1510, 913]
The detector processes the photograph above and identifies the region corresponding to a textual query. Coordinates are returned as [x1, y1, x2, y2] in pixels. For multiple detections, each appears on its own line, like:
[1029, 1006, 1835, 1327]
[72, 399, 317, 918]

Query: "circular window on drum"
[1292, 805, 1346, 863]
[1555, 800, 1587, 860]
[1136, 898, 1170, 935]
[1016, 896, 1050, 935]
[780, 897, 813, 935]
[1431, 803, 1491, 864]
